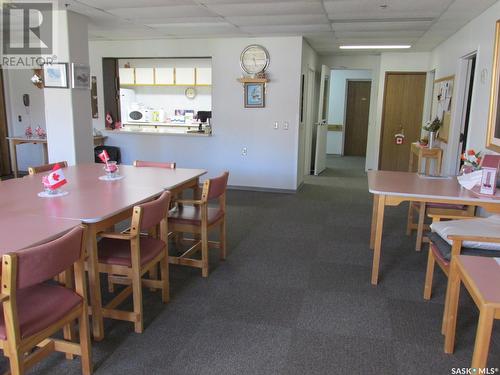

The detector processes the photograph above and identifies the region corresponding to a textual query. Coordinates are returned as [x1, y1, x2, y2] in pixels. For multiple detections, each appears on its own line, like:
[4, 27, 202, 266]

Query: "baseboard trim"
[228, 185, 296, 194]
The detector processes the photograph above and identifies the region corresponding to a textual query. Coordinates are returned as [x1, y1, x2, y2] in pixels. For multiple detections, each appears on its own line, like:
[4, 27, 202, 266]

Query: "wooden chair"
[28, 161, 68, 175]
[406, 202, 475, 251]
[169, 171, 229, 277]
[133, 160, 176, 169]
[423, 216, 500, 302]
[0, 226, 92, 375]
[97, 191, 171, 333]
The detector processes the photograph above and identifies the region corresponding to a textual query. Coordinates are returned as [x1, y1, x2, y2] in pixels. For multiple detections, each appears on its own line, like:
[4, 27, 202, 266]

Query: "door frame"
[0, 69, 11, 176]
[449, 51, 477, 175]
[378, 71, 427, 170]
[342, 78, 372, 156]
[303, 67, 316, 177]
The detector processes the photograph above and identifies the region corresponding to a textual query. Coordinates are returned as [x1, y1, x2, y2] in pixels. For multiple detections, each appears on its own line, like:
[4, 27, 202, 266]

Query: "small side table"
[6, 136, 48, 178]
[408, 142, 443, 175]
[443, 255, 500, 369]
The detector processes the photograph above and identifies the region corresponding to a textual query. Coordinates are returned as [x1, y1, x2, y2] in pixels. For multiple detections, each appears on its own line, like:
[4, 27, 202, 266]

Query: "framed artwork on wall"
[244, 82, 265, 108]
[43, 63, 68, 88]
[487, 20, 500, 153]
[72, 63, 91, 89]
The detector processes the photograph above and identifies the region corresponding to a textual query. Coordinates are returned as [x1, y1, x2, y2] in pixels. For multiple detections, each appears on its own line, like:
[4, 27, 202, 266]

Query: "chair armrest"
[448, 234, 500, 244]
[99, 232, 136, 240]
[175, 199, 204, 205]
[0, 294, 9, 302]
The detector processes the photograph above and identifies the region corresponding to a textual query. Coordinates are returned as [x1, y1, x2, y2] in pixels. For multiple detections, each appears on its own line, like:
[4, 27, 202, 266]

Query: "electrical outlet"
[241, 147, 248, 156]
[274, 121, 279, 129]
[18, 115, 22, 122]
[283, 121, 289, 130]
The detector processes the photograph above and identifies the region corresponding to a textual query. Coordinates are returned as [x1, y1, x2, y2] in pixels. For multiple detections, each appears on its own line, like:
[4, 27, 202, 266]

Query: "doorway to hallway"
[0, 69, 11, 177]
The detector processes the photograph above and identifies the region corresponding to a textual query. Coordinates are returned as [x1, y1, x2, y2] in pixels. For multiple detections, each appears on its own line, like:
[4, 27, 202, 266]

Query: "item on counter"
[105, 112, 114, 129]
[151, 109, 166, 122]
[35, 126, 46, 138]
[25, 126, 33, 138]
[171, 115, 186, 124]
[461, 149, 482, 171]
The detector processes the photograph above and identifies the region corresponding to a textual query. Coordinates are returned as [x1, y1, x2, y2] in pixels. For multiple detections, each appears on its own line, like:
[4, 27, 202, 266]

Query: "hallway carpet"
[8, 156, 500, 374]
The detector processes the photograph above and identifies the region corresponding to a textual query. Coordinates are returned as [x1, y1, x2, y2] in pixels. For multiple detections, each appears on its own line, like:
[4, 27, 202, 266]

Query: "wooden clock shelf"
[237, 77, 270, 84]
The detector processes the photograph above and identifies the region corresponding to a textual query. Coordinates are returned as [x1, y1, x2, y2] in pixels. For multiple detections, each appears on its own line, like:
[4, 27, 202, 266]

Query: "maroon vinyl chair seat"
[98, 237, 166, 267]
[0, 284, 81, 340]
[169, 206, 224, 226]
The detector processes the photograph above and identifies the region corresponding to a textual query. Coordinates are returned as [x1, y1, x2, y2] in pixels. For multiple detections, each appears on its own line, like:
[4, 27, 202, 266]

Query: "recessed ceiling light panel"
[339, 45, 412, 50]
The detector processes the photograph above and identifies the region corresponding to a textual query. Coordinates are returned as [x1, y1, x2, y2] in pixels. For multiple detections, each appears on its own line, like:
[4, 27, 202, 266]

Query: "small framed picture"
[244, 82, 265, 108]
[72, 63, 91, 89]
[43, 63, 68, 88]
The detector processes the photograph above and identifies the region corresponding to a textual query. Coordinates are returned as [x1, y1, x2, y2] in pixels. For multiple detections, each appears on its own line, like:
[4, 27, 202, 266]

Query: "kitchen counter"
[104, 128, 211, 137]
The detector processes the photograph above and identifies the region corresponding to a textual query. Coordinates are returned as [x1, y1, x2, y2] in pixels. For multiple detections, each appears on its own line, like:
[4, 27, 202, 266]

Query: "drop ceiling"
[62, 0, 498, 55]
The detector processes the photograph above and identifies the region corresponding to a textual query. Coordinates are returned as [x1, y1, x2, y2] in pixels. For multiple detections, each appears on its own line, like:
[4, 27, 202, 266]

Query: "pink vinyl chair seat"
[0, 283, 82, 340]
[98, 237, 166, 267]
[426, 203, 466, 210]
[169, 206, 224, 226]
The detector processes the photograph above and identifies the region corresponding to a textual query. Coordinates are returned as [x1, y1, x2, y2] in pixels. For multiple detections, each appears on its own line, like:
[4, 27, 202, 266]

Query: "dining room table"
[368, 170, 500, 285]
[0, 163, 207, 340]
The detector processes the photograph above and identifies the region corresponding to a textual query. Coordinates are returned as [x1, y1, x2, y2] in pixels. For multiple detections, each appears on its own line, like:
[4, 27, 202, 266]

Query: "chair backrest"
[133, 191, 171, 233]
[202, 171, 229, 201]
[10, 226, 86, 290]
[133, 160, 176, 169]
[28, 161, 68, 175]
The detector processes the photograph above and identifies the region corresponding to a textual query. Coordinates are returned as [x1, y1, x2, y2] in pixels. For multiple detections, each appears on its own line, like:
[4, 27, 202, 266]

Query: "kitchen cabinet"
[135, 68, 154, 85]
[119, 68, 135, 85]
[196, 68, 212, 85]
[155, 68, 174, 85]
[175, 67, 195, 85]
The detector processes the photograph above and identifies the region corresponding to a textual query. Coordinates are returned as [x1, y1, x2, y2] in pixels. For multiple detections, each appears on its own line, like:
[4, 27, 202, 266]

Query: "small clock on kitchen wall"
[238, 44, 270, 108]
[185, 87, 196, 99]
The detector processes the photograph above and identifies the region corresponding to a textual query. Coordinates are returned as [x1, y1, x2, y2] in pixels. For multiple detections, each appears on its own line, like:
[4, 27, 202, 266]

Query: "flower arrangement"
[461, 149, 482, 170]
[423, 117, 442, 133]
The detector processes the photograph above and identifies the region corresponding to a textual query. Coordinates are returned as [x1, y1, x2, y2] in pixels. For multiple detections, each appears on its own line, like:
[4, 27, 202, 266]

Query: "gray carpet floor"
[5, 156, 500, 374]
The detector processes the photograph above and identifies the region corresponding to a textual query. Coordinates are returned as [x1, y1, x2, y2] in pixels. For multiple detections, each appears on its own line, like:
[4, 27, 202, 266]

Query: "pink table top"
[0, 164, 206, 223]
[457, 255, 500, 304]
[0, 215, 80, 255]
[368, 170, 500, 204]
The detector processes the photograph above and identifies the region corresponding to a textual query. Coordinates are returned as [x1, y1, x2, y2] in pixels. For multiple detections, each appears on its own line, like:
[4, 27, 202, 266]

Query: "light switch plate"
[283, 121, 289, 130]
[274, 121, 279, 129]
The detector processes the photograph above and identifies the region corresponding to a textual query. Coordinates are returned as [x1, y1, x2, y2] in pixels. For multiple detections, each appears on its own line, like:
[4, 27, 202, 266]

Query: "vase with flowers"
[461, 149, 482, 174]
[423, 117, 442, 149]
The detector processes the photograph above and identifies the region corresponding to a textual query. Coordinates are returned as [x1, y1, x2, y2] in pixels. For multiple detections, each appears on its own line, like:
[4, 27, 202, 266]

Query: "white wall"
[326, 69, 372, 155]
[90, 36, 303, 190]
[429, 0, 500, 175]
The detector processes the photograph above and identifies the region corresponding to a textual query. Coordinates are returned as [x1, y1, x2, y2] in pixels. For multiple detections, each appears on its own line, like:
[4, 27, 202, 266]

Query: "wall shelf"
[237, 78, 269, 84]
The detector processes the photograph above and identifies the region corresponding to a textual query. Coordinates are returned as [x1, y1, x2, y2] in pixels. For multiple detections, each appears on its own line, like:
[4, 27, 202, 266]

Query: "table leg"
[415, 202, 426, 251]
[9, 140, 18, 178]
[370, 194, 379, 250]
[471, 307, 495, 369]
[408, 151, 414, 172]
[371, 195, 386, 285]
[42, 142, 48, 164]
[86, 224, 104, 341]
[417, 151, 422, 174]
[444, 259, 461, 352]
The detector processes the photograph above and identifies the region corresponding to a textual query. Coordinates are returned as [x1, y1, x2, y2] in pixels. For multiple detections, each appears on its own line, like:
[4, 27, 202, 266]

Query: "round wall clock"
[240, 44, 270, 75]
[185, 87, 196, 99]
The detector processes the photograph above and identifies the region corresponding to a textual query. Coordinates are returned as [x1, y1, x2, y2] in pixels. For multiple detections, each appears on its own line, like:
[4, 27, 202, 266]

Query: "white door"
[314, 65, 330, 175]
[303, 68, 316, 176]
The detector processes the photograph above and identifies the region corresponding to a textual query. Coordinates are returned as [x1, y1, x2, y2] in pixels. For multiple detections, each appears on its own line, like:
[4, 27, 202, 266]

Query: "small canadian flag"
[98, 149, 110, 165]
[42, 164, 67, 190]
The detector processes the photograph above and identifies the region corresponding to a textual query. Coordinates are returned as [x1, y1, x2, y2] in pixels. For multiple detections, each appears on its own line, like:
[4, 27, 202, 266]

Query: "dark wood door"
[0, 69, 11, 176]
[102, 58, 120, 124]
[344, 81, 371, 156]
[379, 72, 426, 171]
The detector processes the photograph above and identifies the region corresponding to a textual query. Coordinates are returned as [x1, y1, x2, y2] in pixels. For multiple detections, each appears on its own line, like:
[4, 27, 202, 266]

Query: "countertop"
[104, 128, 211, 137]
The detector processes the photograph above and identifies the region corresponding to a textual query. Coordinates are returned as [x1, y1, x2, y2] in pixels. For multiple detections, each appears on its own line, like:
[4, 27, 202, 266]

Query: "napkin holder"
[480, 155, 500, 195]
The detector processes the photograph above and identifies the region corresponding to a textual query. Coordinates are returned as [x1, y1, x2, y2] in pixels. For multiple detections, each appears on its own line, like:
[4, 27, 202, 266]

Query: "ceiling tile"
[107, 5, 213, 19]
[331, 20, 433, 32]
[227, 14, 328, 26]
[240, 24, 331, 34]
[205, 1, 324, 17]
[324, 0, 454, 20]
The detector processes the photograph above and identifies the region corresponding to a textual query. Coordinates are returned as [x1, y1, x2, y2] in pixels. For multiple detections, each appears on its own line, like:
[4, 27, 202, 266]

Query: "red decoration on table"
[42, 163, 67, 190]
